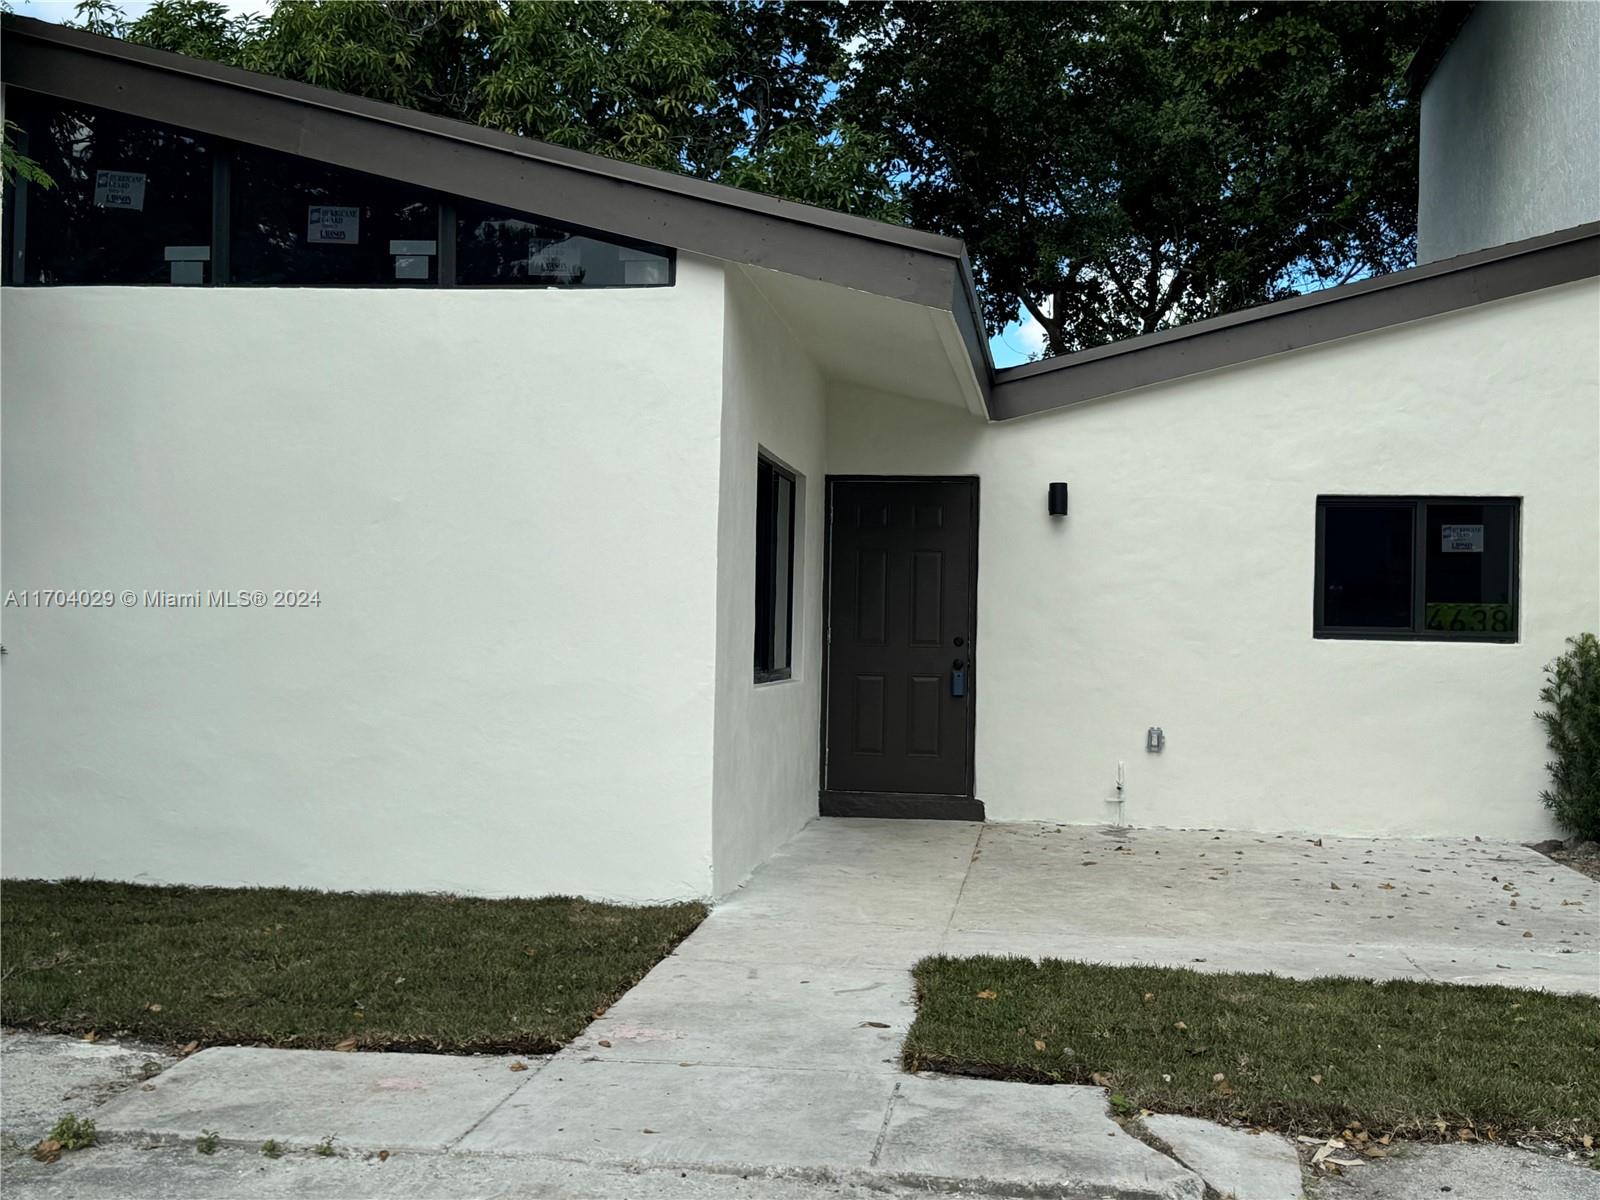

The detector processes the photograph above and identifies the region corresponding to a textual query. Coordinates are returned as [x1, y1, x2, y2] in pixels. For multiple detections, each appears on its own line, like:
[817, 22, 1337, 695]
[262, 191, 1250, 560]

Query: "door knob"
[952, 658, 966, 670]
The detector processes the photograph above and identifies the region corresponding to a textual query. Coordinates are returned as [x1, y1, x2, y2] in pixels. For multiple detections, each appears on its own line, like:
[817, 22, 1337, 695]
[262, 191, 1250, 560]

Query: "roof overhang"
[991, 222, 1600, 421]
[736, 265, 989, 413]
[10, 13, 1590, 426]
[0, 13, 995, 413]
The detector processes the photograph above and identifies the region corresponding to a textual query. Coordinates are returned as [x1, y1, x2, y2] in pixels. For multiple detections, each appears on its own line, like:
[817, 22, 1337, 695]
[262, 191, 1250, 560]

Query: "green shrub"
[1537, 633, 1600, 840]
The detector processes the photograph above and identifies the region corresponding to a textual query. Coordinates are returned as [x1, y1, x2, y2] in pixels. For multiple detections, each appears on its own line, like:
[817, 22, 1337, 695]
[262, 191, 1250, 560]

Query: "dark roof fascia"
[991, 222, 1600, 422]
[0, 13, 995, 411]
[1404, 2, 1477, 99]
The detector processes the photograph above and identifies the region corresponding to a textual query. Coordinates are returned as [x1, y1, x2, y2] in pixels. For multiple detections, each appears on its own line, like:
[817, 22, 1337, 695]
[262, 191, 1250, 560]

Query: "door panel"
[824, 479, 976, 799]
[853, 676, 886, 754]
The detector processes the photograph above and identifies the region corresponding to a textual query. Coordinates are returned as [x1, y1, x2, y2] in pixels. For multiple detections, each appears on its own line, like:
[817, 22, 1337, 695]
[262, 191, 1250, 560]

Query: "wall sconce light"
[1048, 482, 1069, 517]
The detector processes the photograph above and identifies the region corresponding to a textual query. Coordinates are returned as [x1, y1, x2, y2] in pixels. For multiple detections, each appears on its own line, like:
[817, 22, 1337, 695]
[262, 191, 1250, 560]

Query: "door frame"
[818, 474, 983, 821]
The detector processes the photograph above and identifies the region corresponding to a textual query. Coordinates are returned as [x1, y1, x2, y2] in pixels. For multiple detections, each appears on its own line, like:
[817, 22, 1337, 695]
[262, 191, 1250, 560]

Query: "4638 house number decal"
[1424, 603, 1512, 634]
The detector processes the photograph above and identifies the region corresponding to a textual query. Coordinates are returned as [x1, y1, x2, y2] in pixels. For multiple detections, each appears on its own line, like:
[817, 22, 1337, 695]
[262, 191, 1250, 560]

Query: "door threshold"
[820, 791, 984, 821]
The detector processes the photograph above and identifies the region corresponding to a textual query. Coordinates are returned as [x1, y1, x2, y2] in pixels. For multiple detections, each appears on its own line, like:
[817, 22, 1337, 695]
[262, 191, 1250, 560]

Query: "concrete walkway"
[8, 820, 1598, 1199]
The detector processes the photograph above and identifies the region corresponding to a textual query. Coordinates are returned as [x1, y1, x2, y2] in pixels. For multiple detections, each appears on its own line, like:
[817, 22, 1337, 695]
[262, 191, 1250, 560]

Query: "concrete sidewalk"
[7, 820, 1598, 1199]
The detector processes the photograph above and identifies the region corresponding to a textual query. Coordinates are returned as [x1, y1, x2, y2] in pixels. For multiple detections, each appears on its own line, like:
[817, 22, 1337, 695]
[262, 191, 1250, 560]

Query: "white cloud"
[1015, 313, 1049, 356]
[988, 299, 1050, 367]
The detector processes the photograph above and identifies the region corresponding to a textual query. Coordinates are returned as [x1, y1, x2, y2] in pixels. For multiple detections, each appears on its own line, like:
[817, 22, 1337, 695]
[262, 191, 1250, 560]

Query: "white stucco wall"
[828, 280, 1600, 839]
[1, 258, 727, 901]
[710, 268, 827, 895]
[1418, 1, 1600, 262]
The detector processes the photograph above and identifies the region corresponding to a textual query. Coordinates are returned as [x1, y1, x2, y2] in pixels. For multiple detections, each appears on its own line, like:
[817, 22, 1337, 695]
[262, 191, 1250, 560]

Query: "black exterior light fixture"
[1048, 482, 1070, 517]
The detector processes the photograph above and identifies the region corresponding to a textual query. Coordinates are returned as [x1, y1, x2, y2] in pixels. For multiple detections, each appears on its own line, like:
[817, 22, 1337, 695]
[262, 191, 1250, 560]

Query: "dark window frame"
[4, 88, 218, 286]
[1314, 495, 1521, 643]
[1, 87, 674, 291]
[452, 196, 674, 289]
[226, 139, 445, 287]
[755, 454, 799, 683]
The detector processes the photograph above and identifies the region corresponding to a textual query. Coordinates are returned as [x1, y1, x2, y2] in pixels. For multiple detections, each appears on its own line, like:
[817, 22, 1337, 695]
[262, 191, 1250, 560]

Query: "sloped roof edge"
[0, 13, 995, 409]
[990, 222, 1600, 421]
[5, 14, 1593, 428]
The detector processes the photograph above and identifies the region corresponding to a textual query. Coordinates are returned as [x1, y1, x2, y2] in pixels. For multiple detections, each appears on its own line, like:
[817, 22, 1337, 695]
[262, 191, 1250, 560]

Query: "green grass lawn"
[1, 879, 705, 1054]
[903, 956, 1600, 1143]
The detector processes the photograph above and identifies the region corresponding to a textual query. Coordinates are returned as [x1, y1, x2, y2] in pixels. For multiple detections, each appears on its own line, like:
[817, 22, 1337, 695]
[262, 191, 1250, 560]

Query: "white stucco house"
[2, 6, 1596, 903]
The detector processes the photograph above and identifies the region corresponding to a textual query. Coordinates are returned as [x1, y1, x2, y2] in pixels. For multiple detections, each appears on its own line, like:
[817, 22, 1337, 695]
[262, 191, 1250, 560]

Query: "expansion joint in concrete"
[868, 1080, 903, 1168]
[938, 824, 987, 951]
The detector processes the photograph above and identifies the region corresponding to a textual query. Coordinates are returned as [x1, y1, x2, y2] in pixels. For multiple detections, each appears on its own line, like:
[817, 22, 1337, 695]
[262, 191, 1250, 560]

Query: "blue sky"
[15, 0, 1043, 365]
[987, 314, 1045, 368]
[12, 0, 265, 19]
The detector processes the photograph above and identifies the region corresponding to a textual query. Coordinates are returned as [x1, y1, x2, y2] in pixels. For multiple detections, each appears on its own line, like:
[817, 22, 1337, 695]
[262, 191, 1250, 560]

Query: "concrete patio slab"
[1406, 952, 1600, 994]
[1141, 1114, 1304, 1200]
[92, 1047, 535, 1153]
[937, 929, 1437, 982]
[576, 958, 913, 1073]
[874, 1073, 1204, 1199]
[947, 824, 1598, 994]
[456, 1059, 896, 1171]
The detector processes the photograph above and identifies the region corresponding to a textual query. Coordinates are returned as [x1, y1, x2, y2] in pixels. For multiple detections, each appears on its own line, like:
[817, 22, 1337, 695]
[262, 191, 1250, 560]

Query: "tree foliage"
[66, 0, 1434, 355]
[88, 0, 901, 221]
[841, 1, 1434, 354]
[2, 119, 55, 188]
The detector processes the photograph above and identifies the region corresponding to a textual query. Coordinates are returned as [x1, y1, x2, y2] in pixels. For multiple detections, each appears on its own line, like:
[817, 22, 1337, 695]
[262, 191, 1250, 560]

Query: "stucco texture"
[1419, 1, 1600, 262]
[827, 281, 1600, 839]
[2, 259, 726, 901]
[710, 267, 828, 896]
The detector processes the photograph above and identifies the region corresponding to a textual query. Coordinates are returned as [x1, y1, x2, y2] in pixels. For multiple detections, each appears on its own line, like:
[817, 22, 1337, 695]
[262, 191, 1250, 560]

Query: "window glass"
[755, 456, 798, 680]
[15, 96, 213, 285]
[455, 199, 671, 287]
[5, 98, 677, 292]
[230, 145, 438, 285]
[1315, 497, 1519, 641]
[771, 469, 794, 669]
[1320, 503, 1414, 630]
[1422, 502, 1517, 638]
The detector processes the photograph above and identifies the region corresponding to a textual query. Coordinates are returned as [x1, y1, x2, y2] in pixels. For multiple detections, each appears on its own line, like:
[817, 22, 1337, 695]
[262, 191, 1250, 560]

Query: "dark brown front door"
[821, 478, 981, 820]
